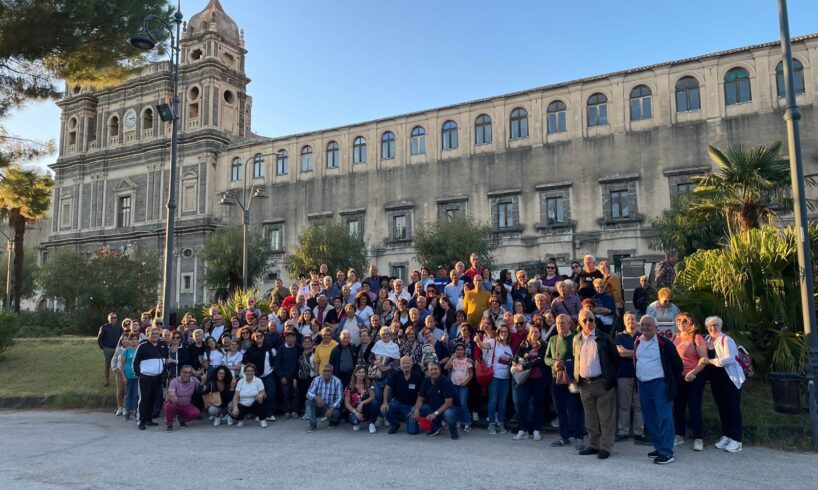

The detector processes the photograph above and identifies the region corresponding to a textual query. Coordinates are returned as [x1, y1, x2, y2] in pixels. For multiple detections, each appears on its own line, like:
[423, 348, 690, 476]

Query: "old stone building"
[43, 0, 818, 308]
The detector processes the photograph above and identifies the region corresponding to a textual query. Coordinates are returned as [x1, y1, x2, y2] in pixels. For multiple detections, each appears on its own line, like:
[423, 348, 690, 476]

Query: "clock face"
[124, 110, 137, 129]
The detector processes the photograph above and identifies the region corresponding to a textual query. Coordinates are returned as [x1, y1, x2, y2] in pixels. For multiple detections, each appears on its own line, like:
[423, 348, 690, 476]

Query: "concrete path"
[0, 410, 813, 489]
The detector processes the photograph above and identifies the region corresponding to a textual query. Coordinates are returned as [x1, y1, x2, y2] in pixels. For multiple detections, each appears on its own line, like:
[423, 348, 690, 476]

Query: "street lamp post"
[0, 229, 12, 311]
[777, 0, 818, 447]
[220, 153, 273, 290]
[130, 5, 183, 328]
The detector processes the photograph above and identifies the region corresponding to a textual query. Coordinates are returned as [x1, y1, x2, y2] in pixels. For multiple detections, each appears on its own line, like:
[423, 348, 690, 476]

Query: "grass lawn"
[0, 337, 814, 450]
[0, 337, 115, 408]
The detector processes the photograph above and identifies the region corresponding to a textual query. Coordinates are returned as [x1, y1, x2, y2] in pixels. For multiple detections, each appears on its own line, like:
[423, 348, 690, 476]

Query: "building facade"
[43, 0, 818, 308]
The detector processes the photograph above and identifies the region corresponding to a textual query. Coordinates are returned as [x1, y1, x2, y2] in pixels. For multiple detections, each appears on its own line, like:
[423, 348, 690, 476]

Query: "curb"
[0, 394, 116, 409]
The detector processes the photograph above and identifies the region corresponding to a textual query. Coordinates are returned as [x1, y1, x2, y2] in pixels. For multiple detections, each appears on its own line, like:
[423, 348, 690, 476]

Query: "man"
[463, 275, 491, 327]
[312, 294, 333, 327]
[463, 252, 485, 283]
[382, 356, 425, 434]
[97, 312, 122, 387]
[615, 312, 648, 444]
[366, 264, 383, 292]
[163, 364, 201, 431]
[210, 313, 226, 341]
[319, 263, 329, 278]
[329, 330, 358, 387]
[133, 327, 166, 430]
[573, 310, 619, 459]
[305, 364, 343, 432]
[413, 362, 459, 439]
[313, 327, 338, 374]
[321, 275, 340, 302]
[453, 261, 466, 281]
[634, 315, 683, 464]
[306, 280, 323, 310]
[389, 279, 412, 304]
[433, 265, 449, 290]
[414, 295, 431, 323]
[420, 326, 450, 373]
[275, 330, 302, 418]
[246, 297, 262, 319]
[633, 275, 653, 317]
[578, 255, 604, 300]
[443, 270, 463, 306]
[271, 278, 290, 304]
[235, 304, 248, 327]
[298, 275, 312, 299]
[655, 251, 678, 289]
[510, 268, 530, 305]
[598, 260, 624, 317]
[242, 331, 278, 422]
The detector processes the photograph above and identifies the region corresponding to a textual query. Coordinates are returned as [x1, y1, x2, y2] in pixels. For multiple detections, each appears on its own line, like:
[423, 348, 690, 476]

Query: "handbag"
[512, 366, 531, 385]
[367, 362, 383, 380]
[475, 341, 496, 388]
[553, 337, 570, 385]
[203, 385, 222, 408]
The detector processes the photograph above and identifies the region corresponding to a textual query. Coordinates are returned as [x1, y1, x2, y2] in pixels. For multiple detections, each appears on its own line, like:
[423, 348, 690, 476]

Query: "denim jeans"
[419, 403, 458, 438]
[260, 374, 277, 418]
[124, 377, 139, 413]
[347, 403, 377, 426]
[638, 378, 675, 458]
[552, 381, 585, 440]
[516, 376, 545, 433]
[372, 377, 389, 421]
[385, 399, 419, 434]
[486, 377, 510, 424]
[306, 398, 341, 429]
[454, 385, 470, 425]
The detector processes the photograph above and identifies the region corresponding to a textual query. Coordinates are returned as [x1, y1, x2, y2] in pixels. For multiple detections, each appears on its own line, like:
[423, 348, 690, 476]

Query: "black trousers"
[280, 377, 300, 414]
[235, 401, 265, 421]
[709, 366, 743, 442]
[138, 375, 163, 424]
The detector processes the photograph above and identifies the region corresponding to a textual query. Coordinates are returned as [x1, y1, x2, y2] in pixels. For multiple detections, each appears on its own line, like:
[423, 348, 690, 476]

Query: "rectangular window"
[276, 153, 288, 175]
[347, 219, 361, 238]
[393, 214, 407, 240]
[676, 182, 696, 195]
[610, 189, 629, 219]
[547, 111, 566, 133]
[301, 153, 314, 172]
[60, 201, 72, 228]
[546, 196, 565, 225]
[182, 181, 196, 212]
[117, 196, 132, 227]
[410, 135, 426, 156]
[497, 202, 514, 229]
[269, 227, 282, 251]
[181, 273, 193, 293]
[390, 264, 407, 283]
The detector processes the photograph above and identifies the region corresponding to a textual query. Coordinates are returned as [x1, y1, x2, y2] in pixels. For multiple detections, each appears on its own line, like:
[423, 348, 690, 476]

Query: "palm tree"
[0, 166, 54, 312]
[691, 142, 795, 233]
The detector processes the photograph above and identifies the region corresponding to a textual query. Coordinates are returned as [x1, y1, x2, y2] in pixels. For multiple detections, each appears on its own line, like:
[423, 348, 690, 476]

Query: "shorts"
[103, 347, 116, 366]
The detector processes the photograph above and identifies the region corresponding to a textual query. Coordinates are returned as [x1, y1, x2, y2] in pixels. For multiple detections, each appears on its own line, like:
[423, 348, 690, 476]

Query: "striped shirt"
[306, 375, 344, 408]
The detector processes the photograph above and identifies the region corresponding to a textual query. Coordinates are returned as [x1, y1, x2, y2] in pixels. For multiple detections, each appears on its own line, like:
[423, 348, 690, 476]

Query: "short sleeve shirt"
[419, 375, 458, 408]
[168, 377, 200, 406]
[387, 369, 425, 406]
[615, 331, 637, 379]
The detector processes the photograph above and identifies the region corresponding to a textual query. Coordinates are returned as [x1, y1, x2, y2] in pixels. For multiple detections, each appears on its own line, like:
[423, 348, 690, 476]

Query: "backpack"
[719, 336, 753, 377]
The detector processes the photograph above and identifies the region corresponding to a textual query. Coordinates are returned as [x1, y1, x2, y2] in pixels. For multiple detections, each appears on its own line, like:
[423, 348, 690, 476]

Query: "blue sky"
[5, 0, 817, 167]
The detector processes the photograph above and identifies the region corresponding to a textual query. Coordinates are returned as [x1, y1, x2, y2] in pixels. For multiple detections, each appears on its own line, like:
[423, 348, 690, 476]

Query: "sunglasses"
[546, 267, 555, 270]
[583, 318, 595, 324]
[515, 321, 526, 325]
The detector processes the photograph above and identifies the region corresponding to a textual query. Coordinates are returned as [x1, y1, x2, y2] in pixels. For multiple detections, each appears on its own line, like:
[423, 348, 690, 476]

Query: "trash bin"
[768, 372, 803, 415]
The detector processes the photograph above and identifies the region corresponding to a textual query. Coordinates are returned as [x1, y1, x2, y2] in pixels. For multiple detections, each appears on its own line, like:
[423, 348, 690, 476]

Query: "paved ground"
[0, 410, 813, 489]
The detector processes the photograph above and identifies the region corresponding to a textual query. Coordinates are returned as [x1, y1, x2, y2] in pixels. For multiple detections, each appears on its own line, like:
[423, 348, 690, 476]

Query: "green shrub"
[0, 311, 20, 353]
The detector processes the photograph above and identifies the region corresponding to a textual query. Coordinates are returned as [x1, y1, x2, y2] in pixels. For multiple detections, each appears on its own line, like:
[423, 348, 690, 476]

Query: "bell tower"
[179, 0, 252, 139]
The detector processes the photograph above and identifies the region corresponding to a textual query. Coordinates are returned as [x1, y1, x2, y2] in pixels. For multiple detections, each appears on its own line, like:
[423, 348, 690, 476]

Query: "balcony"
[142, 129, 154, 139]
[125, 132, 136, 143]
[187, 118, 200, 129]
[66, 144, 77, 154]
[88, 141, 97, 151]
[108, 136, 120, 146]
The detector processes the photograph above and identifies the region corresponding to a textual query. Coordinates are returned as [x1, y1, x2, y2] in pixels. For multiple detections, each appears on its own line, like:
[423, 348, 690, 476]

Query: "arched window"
[587, 93, 608, 127]
[230, 157, 241, 181]
[410, 126, 426, 155]
[474, 114, 492, 145]
[352, 136, 367, 164]
[381, 131, 396, 160]
[776, 60, 805, 98]
[109, 115, 120, 141]
[142, 108, 154, 131]
[629, 85, 652, 121]
[546, 101, 567, 133]
[509, 108, 528, 139]
[326, 141, 340, 169]
[253, 153, 264, 178]
[300, 145, 314, 172]
[725, 67, 751, 105]
[276, 150, 288, 175]
[675, 76, 701, 112]
[441, 120, 458, 150]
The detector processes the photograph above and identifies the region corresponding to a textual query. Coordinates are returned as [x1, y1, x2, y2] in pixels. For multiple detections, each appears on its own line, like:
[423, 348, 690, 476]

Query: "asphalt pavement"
[0, 410, 813, 489]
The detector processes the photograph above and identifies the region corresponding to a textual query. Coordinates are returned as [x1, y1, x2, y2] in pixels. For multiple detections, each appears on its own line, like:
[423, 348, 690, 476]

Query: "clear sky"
[5, 0, 817, 168]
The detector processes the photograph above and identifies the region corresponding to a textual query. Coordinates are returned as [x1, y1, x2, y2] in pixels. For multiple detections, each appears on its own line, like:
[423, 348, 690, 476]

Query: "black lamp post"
[130, 6, 183, 328]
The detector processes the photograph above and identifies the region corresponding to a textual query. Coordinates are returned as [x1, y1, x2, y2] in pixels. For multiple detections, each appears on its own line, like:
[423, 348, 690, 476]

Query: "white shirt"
[225, 351, 243, 376]
[485, 339, 513, 380]
[389, 290, 412, 304]
[635, 335, 663, 382]
[207, 349, 225, 368]
[236, 377, 265, 407]
[578, 330, 602, 379]
[210, 325, 225, 341]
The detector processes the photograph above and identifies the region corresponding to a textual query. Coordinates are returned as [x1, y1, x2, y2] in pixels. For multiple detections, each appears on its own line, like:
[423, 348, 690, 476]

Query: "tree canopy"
[200, 226, 273, 294]
[413, 215, 495, 270]
[286, 221, 368, 279]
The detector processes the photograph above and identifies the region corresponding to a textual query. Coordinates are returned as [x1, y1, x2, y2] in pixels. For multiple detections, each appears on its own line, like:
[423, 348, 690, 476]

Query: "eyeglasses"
[515, 322, 526, 325]
[546, 267, 555, 270]
[572, 265, 581, 269]
[582, 318, 595, 324]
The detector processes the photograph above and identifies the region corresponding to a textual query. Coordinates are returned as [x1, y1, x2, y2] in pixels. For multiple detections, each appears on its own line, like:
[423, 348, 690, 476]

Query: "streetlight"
[130, 4, 183, 328]
[0, 229, 12, 311]
[777, 0, 818, 447]
[220, 153, 276, 289]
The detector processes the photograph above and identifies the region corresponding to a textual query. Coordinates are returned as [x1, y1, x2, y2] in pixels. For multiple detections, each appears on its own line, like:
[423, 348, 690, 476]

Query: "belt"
[579, 375, 603, 383]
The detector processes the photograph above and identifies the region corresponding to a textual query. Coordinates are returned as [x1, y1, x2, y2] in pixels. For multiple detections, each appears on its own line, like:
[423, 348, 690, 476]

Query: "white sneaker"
[301, 414, 309, 420]
[674, 435, 685, 446]
[115, 408, 123, 416]
[724, 440, 743, 453]
[714, 436, 731, 449]
[463, 424, 472, 433]
[319, 416, 328, 422]
[369, 423, 377, 434]
[237, 421, 244, 428]
[550, 418, 560, 429]
[260, 420, 268, 428]
[352, 425, 360, 431]
[209, 415, 215, 421]
[227, 417, 234, 426]
[213, 417, 221, 427]
[291, 412, 299, 419]
[532, 430, 542, 441]
[513, 430, 529, 441]
[693, 438, 704, 451]
[472, 412, 479, 423]
[488, 423, 497, 435]
[266, 415, 276, 422]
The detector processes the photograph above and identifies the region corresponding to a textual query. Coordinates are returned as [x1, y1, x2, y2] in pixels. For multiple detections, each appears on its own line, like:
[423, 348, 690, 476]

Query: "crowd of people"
[98, 252, 747, 464]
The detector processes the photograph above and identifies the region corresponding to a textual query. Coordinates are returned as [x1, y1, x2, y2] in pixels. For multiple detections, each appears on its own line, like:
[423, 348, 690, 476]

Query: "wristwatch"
[434, 410, 439, 416]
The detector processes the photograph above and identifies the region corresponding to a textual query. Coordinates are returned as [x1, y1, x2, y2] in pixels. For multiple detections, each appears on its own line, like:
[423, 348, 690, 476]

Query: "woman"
[482, 268, 494, 291]
[369, 327, 401, 424]
[238, 327, 254, 352]
[568, 261, 582, 284]
[347, 268, 362, 297]
[119, 333, 139, 421]
[542, 261, 565, 295]
[203, 366, 234, 426]
[231, 363, 267, 428]
[480, 324, 513, 434]
[224, 339, 244, 379]
[376, 287, 390, 313]
[344, 365, 377, 433]
[437, 296, 457, 338]
[229, 316, 242, 339]
[297, 310, 315, 337]
[398, 326, 423, 367]
[353, 292, 374, 326]
[445, 342, 474, 432]
[546, 314, 585, 447]
[511, 325, 548, 441]
[111, 331, 128, 416]
[646, 287, 681, 323]
[395, 298, 410, 327]
[379, 299, 395, 326]
[297, 336, 316, 416]
[492, 280, 513, 313]
[673, 312, 708, 451]
[420, 266, 435, 288]
[513, 300, 531, 324]
[705, 316, 745, 453]
[166, 330, 185, 381]
[203, 336, 225, 376]
[542, 311, 557, 341]
[453, 310, 468, 338]
[358, 328, 374, 367]
[408, 270, 421, 296]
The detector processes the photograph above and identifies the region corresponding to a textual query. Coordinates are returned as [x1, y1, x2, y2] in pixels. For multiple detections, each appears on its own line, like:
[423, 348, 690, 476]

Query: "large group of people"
[99, 252, 747, 464]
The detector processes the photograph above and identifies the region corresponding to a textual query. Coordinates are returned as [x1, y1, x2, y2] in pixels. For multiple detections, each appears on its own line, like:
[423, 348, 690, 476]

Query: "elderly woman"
[705, 316, 745, 453]
[511, 325, 547, 441]
[646, 287, 681, 323]
[369, 327, 401, 426]
[545, 314, 584, 447]
[399, 326, 423, 366]
[551, 280, 581, 323]
[590, 278, 617, 334]
[230, 363, 267, 428]
[672, 312, 708, 451]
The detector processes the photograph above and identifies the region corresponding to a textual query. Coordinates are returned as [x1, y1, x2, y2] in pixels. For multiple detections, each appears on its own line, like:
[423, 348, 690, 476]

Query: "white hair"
[705, 316, 723, 328]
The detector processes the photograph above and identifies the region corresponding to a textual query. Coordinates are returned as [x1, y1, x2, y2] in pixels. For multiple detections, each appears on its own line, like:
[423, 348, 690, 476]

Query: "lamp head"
[219, 193, 237, 206]
[130, 30, 157, 51]
[252, 186, 269, 199]
[156, 103, 174, 122]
